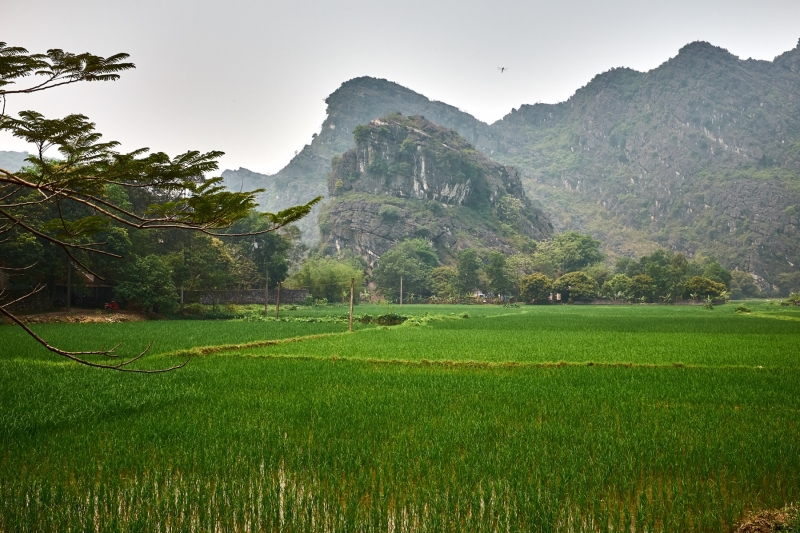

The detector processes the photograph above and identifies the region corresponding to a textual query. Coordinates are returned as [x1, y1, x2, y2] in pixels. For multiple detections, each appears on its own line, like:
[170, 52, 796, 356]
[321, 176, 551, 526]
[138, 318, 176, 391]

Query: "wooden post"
[400, 276, 403, 306]
[66, 259, 72, 312]
[349, 277, 354, 332]
[275, 282, 281, 319]
[264, 272, 269, 316]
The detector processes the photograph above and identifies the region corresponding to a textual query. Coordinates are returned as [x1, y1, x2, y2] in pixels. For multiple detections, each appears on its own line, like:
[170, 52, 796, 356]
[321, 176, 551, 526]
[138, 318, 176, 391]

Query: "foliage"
[485, 251, 512, 296]
[287, 256, 364, 302]
[455, 249, 482, 295]
[684, 276, 727, 300]
[520, 272, 553, 303]
[533, 231, 603, 276]
[429, 266, 458, 298]
[729, 270, 761, 299]
[777, 272, 800, 296]
[628, 274, 656, 302]
[553, 271, 599, 302]
[114, 255, 177, 313]
[601, 273, 632, 300]
[372, 239, 438, 299]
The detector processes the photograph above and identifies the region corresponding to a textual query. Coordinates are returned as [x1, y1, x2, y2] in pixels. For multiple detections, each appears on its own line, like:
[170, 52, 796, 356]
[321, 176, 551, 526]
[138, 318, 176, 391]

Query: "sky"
[2, 0, 799, 175]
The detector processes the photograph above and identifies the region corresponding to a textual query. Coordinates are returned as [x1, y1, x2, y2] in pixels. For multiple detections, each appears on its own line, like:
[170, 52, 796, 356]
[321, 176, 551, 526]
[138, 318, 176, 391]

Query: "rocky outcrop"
[319, 115, 551, 264]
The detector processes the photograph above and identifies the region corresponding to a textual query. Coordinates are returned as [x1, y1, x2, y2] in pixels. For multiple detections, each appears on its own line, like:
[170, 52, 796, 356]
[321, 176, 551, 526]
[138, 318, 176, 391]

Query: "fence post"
[264, 272, 269, 316]
[350, 277, 354, 332]
[275, 282, 281, 319]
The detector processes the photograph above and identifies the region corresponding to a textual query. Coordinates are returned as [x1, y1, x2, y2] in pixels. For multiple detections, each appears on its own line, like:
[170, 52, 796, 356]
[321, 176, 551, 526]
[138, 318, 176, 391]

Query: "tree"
[372, 239, 438, 299]
[429, 266, 458, 299]
[287, 256, 364, 303]
[485, 251, 512, 297]
[553, 271, 598, 302]
[601, 273, 631, 300]
[531, 232, 603, 277]
[114, 255, 178, 314]
[520, 273, 553, 303]
[0, 42, 321, 371]
[729, 270, 760, 299]
[628, 274, 656, 302]
[683, 276, 726, 300]
[455, 249, 481, 296]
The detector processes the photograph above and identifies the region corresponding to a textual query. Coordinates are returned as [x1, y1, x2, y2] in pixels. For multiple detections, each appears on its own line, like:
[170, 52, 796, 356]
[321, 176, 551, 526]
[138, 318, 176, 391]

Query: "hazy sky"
[3, 0, 799, 174]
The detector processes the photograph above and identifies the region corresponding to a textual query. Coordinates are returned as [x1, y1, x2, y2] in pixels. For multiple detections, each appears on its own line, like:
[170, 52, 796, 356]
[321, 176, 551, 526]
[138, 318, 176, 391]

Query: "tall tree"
[455, 249, 482, 296]
[0, 42, 321, 371]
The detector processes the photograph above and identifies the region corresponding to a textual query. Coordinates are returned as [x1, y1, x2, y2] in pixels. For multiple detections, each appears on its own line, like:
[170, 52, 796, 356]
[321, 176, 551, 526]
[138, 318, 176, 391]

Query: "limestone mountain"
[492, 39, 800, 286]
[319, 114, 551, 265]
[223, 38, 800, 285]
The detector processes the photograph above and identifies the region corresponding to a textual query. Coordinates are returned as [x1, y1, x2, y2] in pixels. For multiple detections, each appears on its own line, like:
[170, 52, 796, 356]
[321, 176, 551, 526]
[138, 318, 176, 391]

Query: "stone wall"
[190, 288, 310, 306]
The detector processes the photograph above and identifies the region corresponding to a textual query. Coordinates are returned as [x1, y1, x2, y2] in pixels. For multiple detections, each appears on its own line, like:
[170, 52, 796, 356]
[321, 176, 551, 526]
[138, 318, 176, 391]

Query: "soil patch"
[9, 309, 148, 324]
[735, 504, 798, 532]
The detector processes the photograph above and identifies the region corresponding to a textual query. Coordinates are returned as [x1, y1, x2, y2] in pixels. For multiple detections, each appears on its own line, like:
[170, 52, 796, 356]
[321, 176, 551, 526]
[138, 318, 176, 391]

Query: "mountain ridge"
[223, 38, 800, 285]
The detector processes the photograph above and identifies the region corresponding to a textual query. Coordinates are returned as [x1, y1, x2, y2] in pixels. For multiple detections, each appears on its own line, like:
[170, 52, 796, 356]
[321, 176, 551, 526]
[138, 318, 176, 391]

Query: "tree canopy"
[0, 42, 321, 370]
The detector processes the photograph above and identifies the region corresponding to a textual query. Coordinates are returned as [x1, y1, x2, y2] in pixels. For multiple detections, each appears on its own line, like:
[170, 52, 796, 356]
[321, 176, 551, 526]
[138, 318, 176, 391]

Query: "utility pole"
[349, 277, 354, 332]
[275, 282, 281, 319]
[400, 276, 403, 306]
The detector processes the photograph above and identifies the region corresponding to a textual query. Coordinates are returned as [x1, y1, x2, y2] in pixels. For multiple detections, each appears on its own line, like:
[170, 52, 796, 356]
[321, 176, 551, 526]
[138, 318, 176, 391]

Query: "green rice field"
[1, 302, 799, 532]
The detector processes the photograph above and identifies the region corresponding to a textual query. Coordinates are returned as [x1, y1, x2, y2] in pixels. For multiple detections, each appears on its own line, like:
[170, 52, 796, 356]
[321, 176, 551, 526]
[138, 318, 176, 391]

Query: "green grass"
[1, 302, 798, 532]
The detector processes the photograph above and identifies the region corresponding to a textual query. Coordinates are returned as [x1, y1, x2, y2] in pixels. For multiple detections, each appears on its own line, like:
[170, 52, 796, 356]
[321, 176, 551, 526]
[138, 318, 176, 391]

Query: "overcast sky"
[3, 0, 799, 174]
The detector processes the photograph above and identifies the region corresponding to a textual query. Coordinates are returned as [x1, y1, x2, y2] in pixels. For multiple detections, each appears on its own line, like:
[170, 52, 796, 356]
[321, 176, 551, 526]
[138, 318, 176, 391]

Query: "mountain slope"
[491, 39, 800, 283]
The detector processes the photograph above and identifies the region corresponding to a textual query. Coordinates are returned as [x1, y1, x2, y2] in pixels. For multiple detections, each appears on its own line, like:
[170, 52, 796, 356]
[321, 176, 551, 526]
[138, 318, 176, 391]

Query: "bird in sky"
[498, 67, 507, 73]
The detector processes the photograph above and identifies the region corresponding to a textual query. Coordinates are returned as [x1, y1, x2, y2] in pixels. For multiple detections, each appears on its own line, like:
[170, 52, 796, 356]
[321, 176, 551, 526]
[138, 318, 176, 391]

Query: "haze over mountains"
[223, 38, 800, 285]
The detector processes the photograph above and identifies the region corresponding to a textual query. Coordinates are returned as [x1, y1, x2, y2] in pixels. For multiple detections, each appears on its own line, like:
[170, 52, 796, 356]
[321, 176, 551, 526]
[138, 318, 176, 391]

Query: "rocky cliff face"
[224, 38, 800, 284]
[319, 115, 551, 264]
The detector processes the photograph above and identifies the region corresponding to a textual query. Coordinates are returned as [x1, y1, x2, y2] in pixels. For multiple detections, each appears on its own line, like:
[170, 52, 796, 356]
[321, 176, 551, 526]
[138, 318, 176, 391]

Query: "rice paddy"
[1, 301, 798, 532]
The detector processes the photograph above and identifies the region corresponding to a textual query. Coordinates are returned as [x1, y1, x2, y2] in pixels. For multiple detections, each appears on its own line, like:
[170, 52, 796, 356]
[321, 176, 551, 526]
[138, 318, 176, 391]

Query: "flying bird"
[498, 67, 507, 73]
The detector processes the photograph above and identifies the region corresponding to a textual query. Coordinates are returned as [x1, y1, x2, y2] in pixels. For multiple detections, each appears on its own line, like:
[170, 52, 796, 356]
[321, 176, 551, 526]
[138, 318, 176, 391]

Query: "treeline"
[0, 177, 305, 313]
[363, 232, 759, 303]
